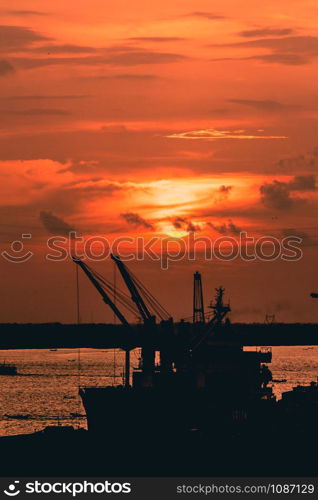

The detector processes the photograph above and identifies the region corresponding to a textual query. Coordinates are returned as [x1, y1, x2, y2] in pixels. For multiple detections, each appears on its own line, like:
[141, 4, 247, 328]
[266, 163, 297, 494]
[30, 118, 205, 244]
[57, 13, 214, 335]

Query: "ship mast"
[193, 271, 205, 324]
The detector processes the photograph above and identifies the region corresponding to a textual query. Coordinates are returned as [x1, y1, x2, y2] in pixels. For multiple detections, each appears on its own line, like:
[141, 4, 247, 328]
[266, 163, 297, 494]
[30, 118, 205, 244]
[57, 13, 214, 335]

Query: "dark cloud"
[277, 148, 318, 172]
[39, 211, 76, 237]
[186, 221, 201, 232]
[259, 175, 315, 210]
[37, 179, 123, 216]
[207, 220, 241, 235]
[218, 185, 232, 196]
[289, 175, 316, 191]
[121, 212, 154, 230]
[187, 12, 225, 20]
[1, 108, 70, 116]
[249, 53, 308, 65]
[70, 182, 121, 196]
[0, 60, 15, 76]
[4, 10, 47, 16]
[92, 73, 158, 80]
[172, 217, 201, 232]
[260, 181, 294, 210]
[228, 99, 284, 110]
[218, 35, 318, 52]
[0, 25, 51, 52]
[128, 37, 185, 42]
[12, 50, 187, 69]
[239, 28, 295, 38]
[7, 94, 88, 100]
[172, 217, 186, 229]
[281, 228, 315, 246]
[30, 44, 97, 54]
[211, 54, 308, 66]
[211, 36, 318, 65]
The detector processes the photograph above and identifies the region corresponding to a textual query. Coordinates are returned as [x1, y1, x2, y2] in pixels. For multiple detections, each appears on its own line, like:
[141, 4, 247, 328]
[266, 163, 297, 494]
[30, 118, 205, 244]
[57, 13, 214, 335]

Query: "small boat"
[0, 363, 18, 376]
[5, 414, 30, 420]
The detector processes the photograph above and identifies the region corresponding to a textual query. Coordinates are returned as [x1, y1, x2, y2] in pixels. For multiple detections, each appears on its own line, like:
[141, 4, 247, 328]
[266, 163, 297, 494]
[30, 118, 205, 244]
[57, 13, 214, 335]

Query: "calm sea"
[0, 346, 317, 436]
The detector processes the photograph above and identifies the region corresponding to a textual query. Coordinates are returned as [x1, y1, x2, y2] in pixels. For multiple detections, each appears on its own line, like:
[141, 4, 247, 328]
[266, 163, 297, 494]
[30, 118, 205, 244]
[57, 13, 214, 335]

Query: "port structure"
[73, 255, 173, 388]
[193, 272, 205, 324]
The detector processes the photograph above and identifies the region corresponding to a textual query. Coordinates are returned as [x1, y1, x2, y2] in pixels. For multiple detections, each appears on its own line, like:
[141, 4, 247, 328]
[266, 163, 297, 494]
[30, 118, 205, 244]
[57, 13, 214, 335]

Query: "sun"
[158, 223, 188, 239]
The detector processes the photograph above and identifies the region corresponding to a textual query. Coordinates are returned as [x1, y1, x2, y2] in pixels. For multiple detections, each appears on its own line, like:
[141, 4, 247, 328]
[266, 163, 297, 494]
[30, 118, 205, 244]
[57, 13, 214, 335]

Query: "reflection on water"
[0, 346, 317, 436]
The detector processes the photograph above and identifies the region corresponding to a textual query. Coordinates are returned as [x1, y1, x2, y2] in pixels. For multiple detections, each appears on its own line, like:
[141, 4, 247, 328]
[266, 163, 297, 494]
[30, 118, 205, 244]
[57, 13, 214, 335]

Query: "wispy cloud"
[228, 99, 285, 110]
[0, 60, 14, 76]
[211, 36, 318, 66]
[166, 128, 287, 141]
[121, 212, 154, 230]
[207, 220, 242, 235]
[4, 10, 48, 16]
[186, 11, 226, 20]
[39, 211, 76, 236]
[239, 28, 295, 38]
[0, 25, 51, 52]
[12, 50, 187, 69]
[128, 37, 185, 42]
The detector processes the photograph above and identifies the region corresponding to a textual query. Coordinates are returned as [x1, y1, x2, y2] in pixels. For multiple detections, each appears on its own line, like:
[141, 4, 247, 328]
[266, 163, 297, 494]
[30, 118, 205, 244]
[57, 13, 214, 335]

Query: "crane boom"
[111, 254, 157, 385]
[73, 257, 133, 388]
[73, 258, 131, 328]
[111, 254, 154, 323]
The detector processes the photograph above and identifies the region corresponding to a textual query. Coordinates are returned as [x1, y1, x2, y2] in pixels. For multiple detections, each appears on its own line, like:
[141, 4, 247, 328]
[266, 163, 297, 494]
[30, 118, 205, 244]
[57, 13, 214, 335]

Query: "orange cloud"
[166, 128, 288, 140]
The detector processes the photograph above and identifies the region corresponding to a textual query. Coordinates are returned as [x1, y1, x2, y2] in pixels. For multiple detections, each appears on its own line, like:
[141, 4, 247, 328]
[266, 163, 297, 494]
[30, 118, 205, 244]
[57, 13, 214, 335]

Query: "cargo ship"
[0, 362, 17, 375]
[75, 256, 276, 443]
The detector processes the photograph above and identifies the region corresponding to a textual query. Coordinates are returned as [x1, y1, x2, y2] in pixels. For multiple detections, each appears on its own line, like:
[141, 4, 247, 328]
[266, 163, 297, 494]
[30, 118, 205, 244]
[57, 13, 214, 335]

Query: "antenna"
[193, 271, 205, 323]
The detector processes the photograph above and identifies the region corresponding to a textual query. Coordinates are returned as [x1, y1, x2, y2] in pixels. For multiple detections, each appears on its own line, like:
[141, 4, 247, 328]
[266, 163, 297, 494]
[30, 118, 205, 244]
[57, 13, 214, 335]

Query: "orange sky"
[1, 0, 318, 323]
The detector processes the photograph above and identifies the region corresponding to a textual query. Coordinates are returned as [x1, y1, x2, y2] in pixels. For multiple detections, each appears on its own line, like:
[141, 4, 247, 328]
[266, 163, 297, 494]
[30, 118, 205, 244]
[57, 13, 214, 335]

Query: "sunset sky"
[1, 0, 318, 323]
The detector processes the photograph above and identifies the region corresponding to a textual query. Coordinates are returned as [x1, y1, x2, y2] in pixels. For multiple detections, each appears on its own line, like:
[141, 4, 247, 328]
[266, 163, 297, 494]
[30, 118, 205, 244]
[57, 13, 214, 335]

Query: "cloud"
[121, 212, 154, 230]
[239, 28, 295, 38]
[260, 181, 294, 210]
[212, 36, 318, 66]
[128, 37, 185, 42]
[289, 175, 316, 191]
[1, 108, 70, 116]
[186, 221, 201, 232]
[259, 176, 315, 210]
[207, 220, 241, 235]
[39, 211, 76, 236]
[4, 10, 47, 16]
[187, 12, 225, 20]
[30, 44, 97, 54]
[12, 49, 187, 69]
[218, 185, 232, 195]
[228, 99, 284, 110]
[0, 25, 51, 52]
[92, 73, 158, 80]
[172, 217, 201, 232]
[215, 185, 233, 202]
[277, 148, 318, 172]
[8, 94, 88, 100]
[166, 128, 287, 141]
[249, 53, 308, 65]
[0, 60, 14, 76]
[281, 228, 315, 247]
